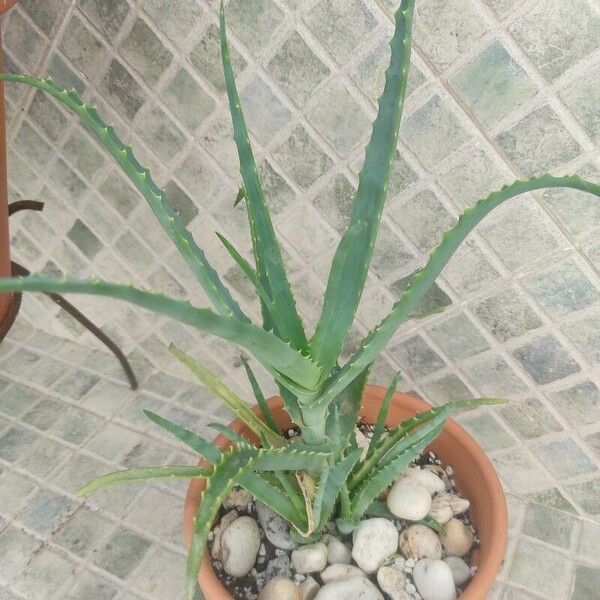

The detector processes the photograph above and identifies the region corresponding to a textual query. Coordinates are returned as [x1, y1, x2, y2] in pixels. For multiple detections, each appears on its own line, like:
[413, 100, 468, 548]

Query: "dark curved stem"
[8, 200, 44, 216]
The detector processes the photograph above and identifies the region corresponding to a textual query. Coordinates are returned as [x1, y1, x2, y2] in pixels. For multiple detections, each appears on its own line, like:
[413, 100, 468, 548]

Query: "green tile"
[0, 427, 38, 463]
[563, 308, 600, 365]
[19, 489, 76, 535]
[479, 198, 564, 270]
[21, 437, 71, 478]
[578, 519, 600, 563]
[115, 231, 154, 273]
[312, 174, 354, 233]
[80, 0, 130, 41]
[67, 219, 102, 259]
[499, 399, 562, 441]
[413, 0, 487, 71]
[496, 105, 582, 176]
[391, 335, 446, 378]
[573, 564, 600, 600]
[401, 95, 470, 170]
[120, 18, 172, 86]
[189, 24, 247, 92]
[22, 399, 63, 431]
[175, 150, 220, 203]
[47, 53, 85, 94]
[4, 11, 46, 70]
[142, 0, 204, 44]
[50, 408, 102, 445]
[240, 75, 292, 145]
[0, 385, 39, 418]
[12, 547, 75, 600]
[438, 146, 507, 210]
[584, 431, 600, 460]
[86, 423, 140, 461]
[258, 160, 295, 216]
[14, 121, 52, 167]
[269, 30, 330, 105]
[63, 571, 118, 600]
[565, 477, 600, 515]
[390, 272, 452, 319]
[525, 258, 599, 317]
[513, 333, 581, 385]
[523, 503, 575, 549]
[62, 129, 105, 180]
[53, 454, 105, 494]
[463, 353, 527, 396]
[28, 90, 68, 142]
[227, 0, 284, 53]
[100, 59, 147, 120]
[50, 158, 88, 201]
[0, 526, 42, 583]
[53, 507, 115, 558]
[59, 13, 105, 78]
[121, 437, 174, 469]
[451, 41, 538, 127]
[509, 539, 570, 596]
[274, 127, 333, 188]
[443, 239, 500, 295]
[561, 64, 600, 144]
[93, 527, 151, 579]
[548, 380, 600, 427]
[370, 221, 416, 277]
[309, 82, 371, 155]
[482, 0, 526, 18]
[164, 180, 199, 227]
[130, 547, 186, 598]
[473, 288, 542, 343]
[386, 150, 419, 197]
[427, 313, 489, 360]
[528, 488, 577, 514]
[20, 0, 69, 35]
[99, 170, 140, 217]
[461, 412, 515, 451]
[163, 68, 215, 130]
[492, 449, 551, 493]
[532, 437, 596, 479]
[136, 105, 186, 162]
[390, 188, 455, 252]
[422, 373, 472, 405]
[0, 471, 37, 516]
[509, 0, 600, 81]
[305, 0, 377, 63]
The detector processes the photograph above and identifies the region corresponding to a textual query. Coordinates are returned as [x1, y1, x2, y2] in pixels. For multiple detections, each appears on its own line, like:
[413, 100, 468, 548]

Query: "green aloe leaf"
[0, 73, 245, 321]
[318, 173, 600, 407]
[77, 466, 210, 497]
[207, 423, 249, 445]
[219, 3, 307, 352]
[170, 344, 286, 447]
[366, 371, 402, 458]
[241, 357, 279, 433]
[310, 0, 416, 373]
[144, 410, 222, 463]
[253, 446, 328, 472]
[0, 275, 322, 388]
[186, 447, 256, 600]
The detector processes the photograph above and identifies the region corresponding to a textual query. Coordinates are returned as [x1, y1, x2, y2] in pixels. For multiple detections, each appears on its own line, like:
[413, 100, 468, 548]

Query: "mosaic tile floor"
[0, 321, 598, 599]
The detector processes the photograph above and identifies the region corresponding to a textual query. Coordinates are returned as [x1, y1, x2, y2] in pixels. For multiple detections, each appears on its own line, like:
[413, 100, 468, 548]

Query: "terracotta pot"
[184, 386, 507, 599]
[0, 1, 19, 14]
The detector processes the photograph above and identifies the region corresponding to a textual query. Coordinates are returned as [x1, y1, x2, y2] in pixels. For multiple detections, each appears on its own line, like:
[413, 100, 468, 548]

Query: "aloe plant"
[2, 1, 600, 597]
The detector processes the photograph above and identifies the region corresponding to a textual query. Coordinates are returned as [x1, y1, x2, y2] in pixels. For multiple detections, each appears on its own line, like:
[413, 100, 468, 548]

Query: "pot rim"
[183, 386, 507, 600]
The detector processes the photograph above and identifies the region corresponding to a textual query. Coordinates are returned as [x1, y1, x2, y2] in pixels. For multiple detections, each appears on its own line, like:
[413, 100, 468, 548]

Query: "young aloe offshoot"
[1, 0, 600, 597]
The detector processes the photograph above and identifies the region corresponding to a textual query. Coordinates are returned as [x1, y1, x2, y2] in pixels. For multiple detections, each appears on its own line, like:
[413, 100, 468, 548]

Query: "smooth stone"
[399, 524, 442, 560]
[314, 576, 384, 600]
[223, 487, 252, 510]
[429, 493, 470, 525]
[423, 465, 451, 490]
[256, 501, 298, 551]
[386, 478, 432, 521]
[322, 534, 352, 564]
[439, 519, 473, 558]
[413, 559, 457, 600]
[258, 577, 303, 600]
[377, 565, 410, 600]
[444, 556, 471, 586]
[406, 467, 446, 495]
[352, 518, 399, 574]
[291, 542, 327, 574]
[300, 575, 320, 600]
[320, 564, 365, 583]
[211, 510, 239, 560]
[221, 516, 261, 577]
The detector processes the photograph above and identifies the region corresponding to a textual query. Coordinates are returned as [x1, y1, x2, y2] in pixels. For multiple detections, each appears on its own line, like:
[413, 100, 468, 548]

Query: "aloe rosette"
[1, 1, 600, 597]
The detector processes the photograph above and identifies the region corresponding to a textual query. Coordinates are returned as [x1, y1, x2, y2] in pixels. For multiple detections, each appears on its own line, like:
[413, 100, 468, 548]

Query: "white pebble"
[443, 556, 471, 586]
[291, 542, 327, 574]
[387, 478, 432, 521]
[352, 518, 399, 574]
[220, 516, 261, 577]
[413, 559, 457, 600]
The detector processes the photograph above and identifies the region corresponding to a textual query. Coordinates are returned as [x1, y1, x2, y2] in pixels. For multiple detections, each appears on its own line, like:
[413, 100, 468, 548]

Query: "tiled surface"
[0, 325, 599, 599]
[1, 0, 600, 596]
